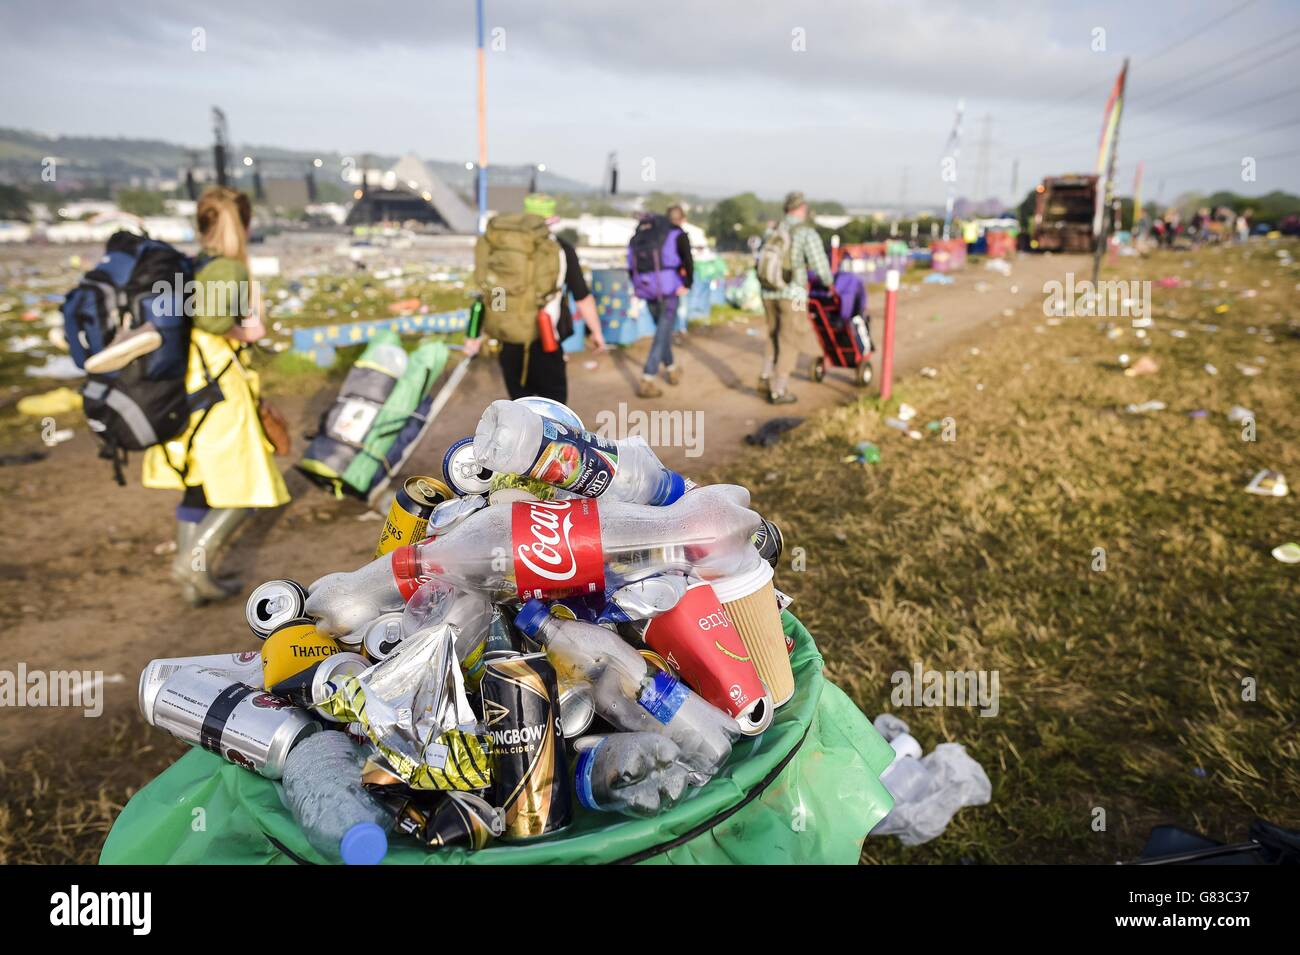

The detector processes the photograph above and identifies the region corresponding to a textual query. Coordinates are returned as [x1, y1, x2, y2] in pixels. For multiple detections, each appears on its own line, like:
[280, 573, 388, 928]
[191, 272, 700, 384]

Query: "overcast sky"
[3, 0, 1299, 206]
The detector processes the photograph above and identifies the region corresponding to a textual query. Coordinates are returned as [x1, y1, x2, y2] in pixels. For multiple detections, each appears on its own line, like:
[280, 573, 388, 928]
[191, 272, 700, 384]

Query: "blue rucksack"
[62, 231, 223, 483]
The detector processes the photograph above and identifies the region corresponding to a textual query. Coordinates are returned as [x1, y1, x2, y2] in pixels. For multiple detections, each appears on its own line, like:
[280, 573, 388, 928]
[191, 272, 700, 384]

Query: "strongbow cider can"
[480, 652, 571, 840]
[374, 476, 452, 558]
[644, 580, 774, 735]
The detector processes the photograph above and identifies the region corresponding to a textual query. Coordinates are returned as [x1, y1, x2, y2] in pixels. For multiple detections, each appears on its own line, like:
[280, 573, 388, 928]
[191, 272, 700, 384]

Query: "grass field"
[716, 239, 1299, 862]
[1, 240, 1294, 865]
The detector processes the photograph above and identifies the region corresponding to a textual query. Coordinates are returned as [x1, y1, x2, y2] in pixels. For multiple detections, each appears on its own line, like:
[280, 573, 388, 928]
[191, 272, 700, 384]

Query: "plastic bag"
[870, 713, 991, 846]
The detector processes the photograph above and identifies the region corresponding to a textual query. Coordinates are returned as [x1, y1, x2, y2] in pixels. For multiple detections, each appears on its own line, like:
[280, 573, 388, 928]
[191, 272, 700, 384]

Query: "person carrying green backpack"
[463, 194, 606, 402]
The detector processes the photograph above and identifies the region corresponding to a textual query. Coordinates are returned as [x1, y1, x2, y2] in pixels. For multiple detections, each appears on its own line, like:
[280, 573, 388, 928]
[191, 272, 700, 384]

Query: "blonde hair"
[196, 186, 252, 261]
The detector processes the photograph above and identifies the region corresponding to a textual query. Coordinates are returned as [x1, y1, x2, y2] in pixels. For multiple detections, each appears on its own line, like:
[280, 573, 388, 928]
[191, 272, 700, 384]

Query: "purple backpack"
[627, 214, 683, 301]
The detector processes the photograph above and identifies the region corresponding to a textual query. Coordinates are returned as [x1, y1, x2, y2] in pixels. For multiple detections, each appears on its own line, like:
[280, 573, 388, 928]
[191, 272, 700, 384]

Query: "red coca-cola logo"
[515, 500, 580, 581]
[511, 499, 605, 599]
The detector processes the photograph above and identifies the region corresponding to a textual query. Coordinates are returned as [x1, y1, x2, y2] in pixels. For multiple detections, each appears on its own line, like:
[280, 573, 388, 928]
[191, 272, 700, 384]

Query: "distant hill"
[0, 127, 596, 195]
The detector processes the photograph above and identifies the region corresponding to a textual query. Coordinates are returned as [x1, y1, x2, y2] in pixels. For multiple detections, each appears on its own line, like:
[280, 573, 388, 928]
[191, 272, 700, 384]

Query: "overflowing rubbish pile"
[137, 396, 810, 864]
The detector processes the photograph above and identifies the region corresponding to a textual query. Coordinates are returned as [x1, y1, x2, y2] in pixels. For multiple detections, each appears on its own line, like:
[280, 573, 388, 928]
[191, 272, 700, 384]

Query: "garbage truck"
[1028, 174, 1098, 253]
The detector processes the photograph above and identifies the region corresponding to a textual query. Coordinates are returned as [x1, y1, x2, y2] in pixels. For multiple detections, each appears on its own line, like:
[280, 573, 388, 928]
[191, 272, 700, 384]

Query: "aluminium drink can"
[138, 651, 263, 726]
[245, 579, 309, 640]
[480, 652, 571, 840]
[149, 666, 319, 779]
[442, 436, 494, 496]
[374, 476, 453, 557]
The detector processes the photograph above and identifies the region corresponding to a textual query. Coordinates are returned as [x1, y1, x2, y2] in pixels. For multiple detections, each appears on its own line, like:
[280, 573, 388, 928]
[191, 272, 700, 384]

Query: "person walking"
[464, 193, 606, 403]
[627, 207, 692, 398]
[756, 191, 833, 404]
[141, 186, 290, 607]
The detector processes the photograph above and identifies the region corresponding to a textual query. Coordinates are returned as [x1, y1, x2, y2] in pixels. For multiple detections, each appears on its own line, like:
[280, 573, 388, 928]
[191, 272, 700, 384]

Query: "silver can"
[308, 651, 371, 722]
[138, 651, 263, 726]
[362, 611, 406, 662]
[149, 666, 319, 779]
[246, 579, 309, 640]
[557, 682, 595, 739]
[442, 436, 494, 496]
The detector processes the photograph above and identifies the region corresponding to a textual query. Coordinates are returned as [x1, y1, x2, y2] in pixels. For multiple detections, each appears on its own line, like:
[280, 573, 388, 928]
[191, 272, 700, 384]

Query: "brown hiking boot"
[637, 378, 664, 398]
[664, 364, 682, 386]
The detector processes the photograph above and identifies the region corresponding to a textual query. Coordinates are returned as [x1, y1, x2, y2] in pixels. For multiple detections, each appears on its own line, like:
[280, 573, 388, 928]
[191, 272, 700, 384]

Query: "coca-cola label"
[511, 499, 605, 600]
[526, 419, 619, 497]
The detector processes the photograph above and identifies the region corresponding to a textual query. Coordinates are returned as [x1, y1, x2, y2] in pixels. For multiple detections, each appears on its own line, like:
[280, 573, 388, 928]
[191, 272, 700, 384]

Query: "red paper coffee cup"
[644, 580, 773, 735]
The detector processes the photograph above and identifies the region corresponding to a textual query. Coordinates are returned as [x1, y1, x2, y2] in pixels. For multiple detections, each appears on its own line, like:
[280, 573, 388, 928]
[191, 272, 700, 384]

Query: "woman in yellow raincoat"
[143, 187, 289, 605]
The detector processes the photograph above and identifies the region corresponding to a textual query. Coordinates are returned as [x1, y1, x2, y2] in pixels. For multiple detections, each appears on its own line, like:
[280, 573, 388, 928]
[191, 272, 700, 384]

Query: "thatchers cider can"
[374, 476, 452, 557]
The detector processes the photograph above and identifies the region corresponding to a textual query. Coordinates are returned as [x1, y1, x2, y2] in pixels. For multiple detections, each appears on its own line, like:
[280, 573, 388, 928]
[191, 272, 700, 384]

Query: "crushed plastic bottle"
[514, 601, 737, 784]
[572, 733, 689, 817]
[281, 731, 394, 865]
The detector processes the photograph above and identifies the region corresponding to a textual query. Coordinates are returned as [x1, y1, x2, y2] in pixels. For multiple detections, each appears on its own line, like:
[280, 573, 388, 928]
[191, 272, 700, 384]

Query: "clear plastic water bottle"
[281, 730, 393, 865]
[472, 399, 687, 505]
[572, 733, 689, 817]
[513, 601, 737, 784]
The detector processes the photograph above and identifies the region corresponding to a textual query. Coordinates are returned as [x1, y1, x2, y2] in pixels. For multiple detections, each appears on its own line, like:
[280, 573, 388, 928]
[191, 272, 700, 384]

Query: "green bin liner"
[100, 614, 894, 865]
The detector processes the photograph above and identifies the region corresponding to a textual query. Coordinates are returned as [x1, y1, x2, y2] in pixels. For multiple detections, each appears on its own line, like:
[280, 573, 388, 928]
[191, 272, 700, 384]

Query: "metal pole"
[881, 270, 899, 401]
[475, 0, 488, 234]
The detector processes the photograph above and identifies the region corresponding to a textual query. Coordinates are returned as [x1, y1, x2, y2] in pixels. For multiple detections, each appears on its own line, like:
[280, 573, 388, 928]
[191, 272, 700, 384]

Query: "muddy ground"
[0, 252, 1081, 762]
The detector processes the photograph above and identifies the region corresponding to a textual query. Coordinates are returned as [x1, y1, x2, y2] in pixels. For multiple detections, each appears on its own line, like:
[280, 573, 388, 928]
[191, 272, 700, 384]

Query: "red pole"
[880, 269, 898, 401]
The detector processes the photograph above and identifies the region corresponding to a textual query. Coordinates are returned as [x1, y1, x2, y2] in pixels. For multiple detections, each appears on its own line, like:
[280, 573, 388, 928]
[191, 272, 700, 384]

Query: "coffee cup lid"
[711, 559, 774, 603]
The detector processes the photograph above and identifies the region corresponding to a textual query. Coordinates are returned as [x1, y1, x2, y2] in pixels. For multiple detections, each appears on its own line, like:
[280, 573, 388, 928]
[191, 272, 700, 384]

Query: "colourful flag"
[1093, 61, 1129, 241]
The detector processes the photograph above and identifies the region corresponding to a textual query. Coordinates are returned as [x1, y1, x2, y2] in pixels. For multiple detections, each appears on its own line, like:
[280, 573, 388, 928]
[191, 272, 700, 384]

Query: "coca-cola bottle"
[406, 484, 763, 602]
[472, 399, 687, 505]
[513, 600, 737, 784]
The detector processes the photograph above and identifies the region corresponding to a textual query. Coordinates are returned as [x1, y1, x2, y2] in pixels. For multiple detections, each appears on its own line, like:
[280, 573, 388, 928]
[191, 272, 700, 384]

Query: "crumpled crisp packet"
[318, 623, 492, 791]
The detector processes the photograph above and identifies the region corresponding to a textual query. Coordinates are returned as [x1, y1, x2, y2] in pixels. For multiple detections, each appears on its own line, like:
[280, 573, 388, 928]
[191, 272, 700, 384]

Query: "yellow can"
[374, 476, 452, 558]
[261, 618, 342, 690]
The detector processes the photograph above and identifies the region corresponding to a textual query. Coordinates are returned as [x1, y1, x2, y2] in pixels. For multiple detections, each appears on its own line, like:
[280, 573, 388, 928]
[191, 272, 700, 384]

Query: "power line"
[996, 33, 1300, 162]
[1138, 32, 1300, 112]
[997, 82, 1300, 163]
[1144, 145, 1300, 180]
[1001, 0, 1261, 143]
[1141, 115, 1300, 164]
[1142, 0, 1260, 65]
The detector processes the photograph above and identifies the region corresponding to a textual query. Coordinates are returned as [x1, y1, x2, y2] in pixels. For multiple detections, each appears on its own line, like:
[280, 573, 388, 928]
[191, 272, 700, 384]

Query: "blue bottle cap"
[513, 599, 551, 638]
[653, 471, 688, 506]
[339, 822, 388, 865]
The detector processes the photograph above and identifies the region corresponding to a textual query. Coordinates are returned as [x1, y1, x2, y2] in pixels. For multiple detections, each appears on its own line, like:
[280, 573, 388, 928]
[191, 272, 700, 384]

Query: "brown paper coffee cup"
[716, 565, 794, 705]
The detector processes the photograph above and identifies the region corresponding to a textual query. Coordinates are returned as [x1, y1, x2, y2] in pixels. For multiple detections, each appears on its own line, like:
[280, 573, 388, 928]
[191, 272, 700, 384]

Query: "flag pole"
[475, 0, 488, 234]
[1092, 58, 1128, 286]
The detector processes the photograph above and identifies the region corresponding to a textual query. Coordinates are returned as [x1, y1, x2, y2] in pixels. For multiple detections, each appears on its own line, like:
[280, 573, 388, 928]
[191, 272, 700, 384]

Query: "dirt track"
[0, 252, 1085, 757]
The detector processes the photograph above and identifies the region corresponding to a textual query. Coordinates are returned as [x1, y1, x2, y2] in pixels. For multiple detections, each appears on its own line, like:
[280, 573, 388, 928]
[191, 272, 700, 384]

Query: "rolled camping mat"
[99, 613, 895, 865]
